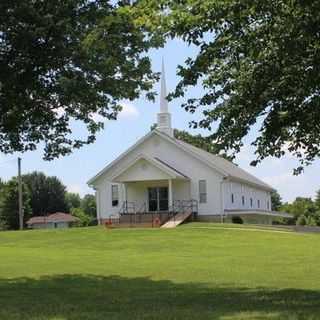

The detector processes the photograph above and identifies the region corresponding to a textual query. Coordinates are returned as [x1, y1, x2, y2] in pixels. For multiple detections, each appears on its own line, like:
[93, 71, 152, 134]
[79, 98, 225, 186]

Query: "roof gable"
[88, 129, 273, 191]
[111, 154, 189, 182]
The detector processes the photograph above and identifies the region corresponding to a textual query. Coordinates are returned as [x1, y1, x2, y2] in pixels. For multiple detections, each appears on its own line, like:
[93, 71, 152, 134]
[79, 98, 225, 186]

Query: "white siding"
[93, 133, 224, 218]
[223, 180, 271, 211]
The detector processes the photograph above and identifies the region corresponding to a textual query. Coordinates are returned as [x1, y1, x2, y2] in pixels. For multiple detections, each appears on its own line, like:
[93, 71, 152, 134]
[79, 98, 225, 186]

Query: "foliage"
[81, 194, 96, 217]
[22, 172, 68, 216]
[173, 129, 232, 160]
[151, 124, 232, 160]
[0, 0, 161, 160]
[281, 197, 320, 226]
[296, 215, 307, 226]
[0, 178, 31, 230]
[71, 207, 92, 227]
[315, 189, 320, 211]
[0, 225, 320, 319]
[231, 216, 243, 224]
[137, 0, 320, 173]
[65, 192, 81, 211]
[270, 190, 282, 211]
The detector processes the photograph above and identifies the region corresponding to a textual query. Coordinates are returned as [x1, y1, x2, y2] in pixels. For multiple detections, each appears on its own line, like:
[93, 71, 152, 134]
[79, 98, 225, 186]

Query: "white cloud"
[67, 184, 85, 195]
[67, 183, 94, 197]
[118, 102, 139, 120]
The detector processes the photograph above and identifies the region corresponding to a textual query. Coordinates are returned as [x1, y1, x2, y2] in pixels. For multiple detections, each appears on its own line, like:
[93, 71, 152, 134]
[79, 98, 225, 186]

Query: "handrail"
[119, 201, 136, 215]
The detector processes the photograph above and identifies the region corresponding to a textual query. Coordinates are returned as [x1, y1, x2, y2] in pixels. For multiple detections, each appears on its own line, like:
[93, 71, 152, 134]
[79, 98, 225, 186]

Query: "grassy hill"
[0, 224, 319, 319]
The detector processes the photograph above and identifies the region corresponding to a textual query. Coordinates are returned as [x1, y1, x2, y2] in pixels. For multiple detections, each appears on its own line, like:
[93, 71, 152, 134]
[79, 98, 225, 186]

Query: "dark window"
[257, 199, 260, 208]
[231, 193, 234, 204]
[250, 198, 253, 208]
[242, 196, 245, 206]
[267, 200, 270, 210]
[111, 185, 119, 207]
[199, 180, 207, 203]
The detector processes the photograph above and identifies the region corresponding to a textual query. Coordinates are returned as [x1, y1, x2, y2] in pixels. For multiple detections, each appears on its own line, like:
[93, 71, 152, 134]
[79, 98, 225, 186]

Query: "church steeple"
[157, 59, 173, 137]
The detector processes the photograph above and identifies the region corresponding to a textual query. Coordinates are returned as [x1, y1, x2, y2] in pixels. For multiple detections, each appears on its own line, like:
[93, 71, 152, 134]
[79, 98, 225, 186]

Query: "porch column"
[123, 183, 127, 205]
[168, 179, 173, 209]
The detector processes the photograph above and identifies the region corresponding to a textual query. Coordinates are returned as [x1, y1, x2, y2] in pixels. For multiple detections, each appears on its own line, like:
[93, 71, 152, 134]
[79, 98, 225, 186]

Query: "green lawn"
[0, 224, 319, 320]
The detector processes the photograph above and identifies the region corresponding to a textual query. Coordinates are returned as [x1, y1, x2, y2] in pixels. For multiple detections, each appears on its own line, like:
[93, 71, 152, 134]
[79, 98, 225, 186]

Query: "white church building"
[88, 63, 289, 226]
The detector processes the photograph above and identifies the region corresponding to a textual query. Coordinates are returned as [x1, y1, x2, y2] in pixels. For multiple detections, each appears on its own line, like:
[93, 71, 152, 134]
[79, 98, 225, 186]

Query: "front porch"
[108, 154, 197, 227]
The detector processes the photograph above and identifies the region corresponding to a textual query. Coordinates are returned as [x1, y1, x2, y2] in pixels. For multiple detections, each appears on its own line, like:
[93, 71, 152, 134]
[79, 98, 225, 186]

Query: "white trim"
[110, 154, 189, 182]
[87, 129, 274, 192]
[87, 130, 155, 185]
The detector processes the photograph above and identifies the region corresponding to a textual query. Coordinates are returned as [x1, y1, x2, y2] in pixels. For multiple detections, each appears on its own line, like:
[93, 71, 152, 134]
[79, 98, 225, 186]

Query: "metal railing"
[117, 199, 198, 227]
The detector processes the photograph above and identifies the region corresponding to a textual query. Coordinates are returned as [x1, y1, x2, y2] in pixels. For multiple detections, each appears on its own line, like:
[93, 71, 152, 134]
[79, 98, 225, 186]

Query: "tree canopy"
[270, 190, 282, 211]
[137, 0, 320, 173]
[0, 0, 160, 160]
[0, 178, 31, 230]
[22, 172, 68, 215]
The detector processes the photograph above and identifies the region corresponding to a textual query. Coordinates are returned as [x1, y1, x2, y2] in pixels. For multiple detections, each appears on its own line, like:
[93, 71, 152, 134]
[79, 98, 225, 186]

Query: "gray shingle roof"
[174, 138, 274, 191]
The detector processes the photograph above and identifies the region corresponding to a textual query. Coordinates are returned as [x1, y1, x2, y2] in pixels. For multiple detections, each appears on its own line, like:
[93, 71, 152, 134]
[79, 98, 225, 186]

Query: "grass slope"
[0, 223, 319, 320]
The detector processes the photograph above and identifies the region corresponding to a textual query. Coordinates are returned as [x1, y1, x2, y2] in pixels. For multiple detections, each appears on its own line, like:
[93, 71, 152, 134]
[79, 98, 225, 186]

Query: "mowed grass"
[0, 224, 319, 320]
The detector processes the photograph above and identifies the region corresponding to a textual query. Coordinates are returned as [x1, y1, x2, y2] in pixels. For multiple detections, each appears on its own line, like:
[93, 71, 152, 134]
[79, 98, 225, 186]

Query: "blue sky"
[1, 39, 319, 203]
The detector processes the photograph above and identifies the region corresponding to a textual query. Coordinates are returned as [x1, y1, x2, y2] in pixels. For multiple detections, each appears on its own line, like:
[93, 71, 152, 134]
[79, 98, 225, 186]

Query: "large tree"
[0, 0, 160, 160]
[65, 192, 82, 211]
[22, 171, 68, 215]
[137, 0, 320, 173]
[0, 178, 31, 230]
[81, 194, 96, 218]
[270, 190, 282, 211]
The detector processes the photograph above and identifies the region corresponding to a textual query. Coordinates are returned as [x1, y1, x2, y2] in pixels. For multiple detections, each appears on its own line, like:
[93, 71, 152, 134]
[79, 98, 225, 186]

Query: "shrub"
[71, 208, 91, 227]
[296, 215, 307, 226]
[231, 216, 243, 224]
[306, 216, 317, 226]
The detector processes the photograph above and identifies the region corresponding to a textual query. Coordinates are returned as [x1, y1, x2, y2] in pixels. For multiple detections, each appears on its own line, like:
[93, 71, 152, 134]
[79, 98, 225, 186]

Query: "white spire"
[157, 59, 173, 137]
[160, 59, 169, 113]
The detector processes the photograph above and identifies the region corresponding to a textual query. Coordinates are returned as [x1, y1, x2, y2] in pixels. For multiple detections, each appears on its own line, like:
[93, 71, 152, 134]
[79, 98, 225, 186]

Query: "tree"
[0, 0, 160, 160]
[81, 194, 96, 218]
[71, 207, 91, 227]
[315, 190, 320, 211]
[281, 197, 319, 226]
[0, 178, 31, 230]
[65, 192, 81, 211]
[270, 190, 282, 211]
[22, 172, 68, 215]
[138, 0, 320, 173]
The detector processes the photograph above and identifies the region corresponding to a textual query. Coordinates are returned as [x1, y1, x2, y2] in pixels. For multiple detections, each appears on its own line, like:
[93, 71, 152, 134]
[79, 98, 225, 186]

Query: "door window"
[148, 187, 169, 211]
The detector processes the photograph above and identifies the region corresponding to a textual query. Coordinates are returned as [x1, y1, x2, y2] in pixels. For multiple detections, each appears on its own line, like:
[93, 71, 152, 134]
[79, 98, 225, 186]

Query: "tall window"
[242, 196, 245, 206]
[111, 185, 119, 207]
[231, 193, 234, 203]
[199, 180, 207, 203]
[257, 199, 260, 209]
[250, 198, 253, 208]
[267, 200, 270, 210]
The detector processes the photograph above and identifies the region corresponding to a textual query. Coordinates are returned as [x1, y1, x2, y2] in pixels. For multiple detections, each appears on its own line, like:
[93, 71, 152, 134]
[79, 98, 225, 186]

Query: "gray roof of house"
[173, 137, 274, 191]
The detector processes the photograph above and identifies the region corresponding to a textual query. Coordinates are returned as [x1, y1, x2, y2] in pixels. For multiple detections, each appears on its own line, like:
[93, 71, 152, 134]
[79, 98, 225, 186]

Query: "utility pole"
[18, 157, 23, 230]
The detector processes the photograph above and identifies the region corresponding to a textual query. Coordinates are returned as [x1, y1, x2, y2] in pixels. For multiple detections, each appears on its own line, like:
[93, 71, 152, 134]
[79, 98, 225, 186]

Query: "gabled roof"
[174, 138, 274, 191]
[111, 154, 189, 182]
[26, 213, 79, 225]
[88, 129, 274, 191]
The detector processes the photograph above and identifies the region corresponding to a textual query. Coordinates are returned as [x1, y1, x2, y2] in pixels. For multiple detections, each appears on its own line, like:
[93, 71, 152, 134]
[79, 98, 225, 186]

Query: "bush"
[0, 219, 8, 231]
[306, 216, 317, 226]
[71, 208, 92, 227]
[231, 216, 243, 224]
[296, 215, 307, 226]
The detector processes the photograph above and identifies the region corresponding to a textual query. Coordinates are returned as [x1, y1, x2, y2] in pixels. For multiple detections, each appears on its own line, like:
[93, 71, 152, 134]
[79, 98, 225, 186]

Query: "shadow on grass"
[0, 274, 319, 320]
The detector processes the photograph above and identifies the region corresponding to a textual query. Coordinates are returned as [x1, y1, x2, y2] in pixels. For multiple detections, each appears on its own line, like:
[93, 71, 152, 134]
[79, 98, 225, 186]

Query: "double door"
[148, 187, 169, 212]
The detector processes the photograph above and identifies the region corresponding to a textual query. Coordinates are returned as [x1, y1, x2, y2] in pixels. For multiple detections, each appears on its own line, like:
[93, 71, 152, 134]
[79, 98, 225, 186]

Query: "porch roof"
[111, 154, 189, 183]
